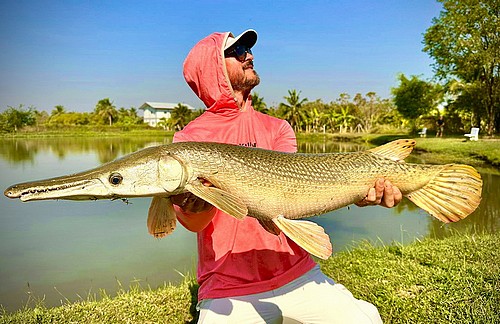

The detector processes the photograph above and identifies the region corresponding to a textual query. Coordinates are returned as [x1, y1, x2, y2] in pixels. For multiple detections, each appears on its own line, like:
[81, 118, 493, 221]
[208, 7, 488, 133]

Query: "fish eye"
[109, 173, 123, 185]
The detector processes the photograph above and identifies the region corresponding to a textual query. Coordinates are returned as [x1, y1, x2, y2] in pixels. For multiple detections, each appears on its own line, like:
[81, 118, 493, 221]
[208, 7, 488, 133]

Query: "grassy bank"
[1, 231, 498, 323]
[410, 138, 500, 168]
[296, 133, 500, 170]
[321, 231, 500, 323]
[0, 127, 174, 138]
[361, 134, 500, 169]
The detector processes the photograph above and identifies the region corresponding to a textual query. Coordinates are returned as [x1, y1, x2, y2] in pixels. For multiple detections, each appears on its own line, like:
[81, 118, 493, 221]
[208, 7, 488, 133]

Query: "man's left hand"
[355, 178, 402, 208]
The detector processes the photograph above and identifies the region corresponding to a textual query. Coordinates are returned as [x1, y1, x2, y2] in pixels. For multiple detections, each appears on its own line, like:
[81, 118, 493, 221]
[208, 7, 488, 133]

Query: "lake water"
[1, 136, 498, 311]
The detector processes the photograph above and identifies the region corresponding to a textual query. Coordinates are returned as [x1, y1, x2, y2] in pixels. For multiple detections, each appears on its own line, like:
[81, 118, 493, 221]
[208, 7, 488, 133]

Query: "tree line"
[253, 90, 402, 134]
[0, 92, 394, 134]
[0, 77, 493, 136]
[0, 99, 143, 132]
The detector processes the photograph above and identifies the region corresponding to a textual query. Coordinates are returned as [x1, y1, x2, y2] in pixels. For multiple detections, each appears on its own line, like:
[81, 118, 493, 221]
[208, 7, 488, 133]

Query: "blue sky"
[0, 0, 443, 112]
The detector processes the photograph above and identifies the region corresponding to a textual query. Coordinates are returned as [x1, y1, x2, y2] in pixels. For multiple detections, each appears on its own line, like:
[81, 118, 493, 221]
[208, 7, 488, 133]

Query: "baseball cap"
[224, 29, 258, 51]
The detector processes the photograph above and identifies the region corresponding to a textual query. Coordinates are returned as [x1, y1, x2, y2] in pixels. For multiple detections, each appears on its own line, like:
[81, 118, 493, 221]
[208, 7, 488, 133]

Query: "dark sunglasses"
[225, 45, 252, 62]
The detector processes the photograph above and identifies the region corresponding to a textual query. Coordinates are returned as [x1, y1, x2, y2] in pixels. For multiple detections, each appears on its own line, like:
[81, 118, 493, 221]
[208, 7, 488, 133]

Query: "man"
[172, 29, 401, 323]
[436, 116, 445, 137]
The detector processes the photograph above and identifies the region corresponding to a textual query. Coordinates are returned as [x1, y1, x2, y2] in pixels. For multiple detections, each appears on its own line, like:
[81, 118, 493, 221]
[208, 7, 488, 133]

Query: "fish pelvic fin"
[272, 216, 332, 260]
[147, 196, 177, 238]
[368, 139, 416, 162]
[185, 181, 247, 220]
[406, 164, 482, 223]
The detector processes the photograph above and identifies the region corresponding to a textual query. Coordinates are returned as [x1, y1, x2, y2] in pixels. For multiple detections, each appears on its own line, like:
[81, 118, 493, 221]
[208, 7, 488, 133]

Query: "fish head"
[4, 146, 186, 201]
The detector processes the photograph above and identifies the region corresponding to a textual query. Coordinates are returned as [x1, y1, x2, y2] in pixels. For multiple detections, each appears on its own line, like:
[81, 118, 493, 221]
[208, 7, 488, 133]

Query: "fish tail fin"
[147, 196, 177, 238]
[272, 216, 332, 259]
[406, 164, 482, 223]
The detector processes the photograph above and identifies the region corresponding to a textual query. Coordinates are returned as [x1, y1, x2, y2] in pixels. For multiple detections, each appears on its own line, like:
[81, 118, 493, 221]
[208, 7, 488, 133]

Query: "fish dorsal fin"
[147, 196, 177, 238]
[185, 181, 247, 220]
[272, 216, 332, 260]
[368, 139, 416, 162]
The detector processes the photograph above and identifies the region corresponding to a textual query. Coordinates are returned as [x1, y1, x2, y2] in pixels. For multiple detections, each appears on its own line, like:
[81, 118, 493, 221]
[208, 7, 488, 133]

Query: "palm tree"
[94, 98, 117, 126]
[333, 93, 358, 133]
[128, 107, 143, 124]
[157, 117, 169, 130]
[325, 107, 342, 132]
[279, 89, 308, 132]
[51, 105, 66, 116]
[338, 106, 357, 133]
[251, 92, 268, 113]
[169, 103, 192, 130]
[117, 107, 128, 123]
[129, 107, 139, 118]
[301, 100, 330, 133]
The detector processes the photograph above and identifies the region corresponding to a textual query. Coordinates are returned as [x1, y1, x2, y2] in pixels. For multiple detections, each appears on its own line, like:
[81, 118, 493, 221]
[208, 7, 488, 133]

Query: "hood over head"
[183, 30, 257, 113]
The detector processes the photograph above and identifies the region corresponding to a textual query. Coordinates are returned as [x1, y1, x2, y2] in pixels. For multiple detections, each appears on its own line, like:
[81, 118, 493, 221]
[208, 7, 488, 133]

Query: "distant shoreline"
[0, 127, 174, 138]
[2, 131, 499, 171]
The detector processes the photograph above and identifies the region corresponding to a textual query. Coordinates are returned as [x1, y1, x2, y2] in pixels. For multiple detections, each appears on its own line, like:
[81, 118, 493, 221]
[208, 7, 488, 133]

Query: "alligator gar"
[4, 139, 482, 259]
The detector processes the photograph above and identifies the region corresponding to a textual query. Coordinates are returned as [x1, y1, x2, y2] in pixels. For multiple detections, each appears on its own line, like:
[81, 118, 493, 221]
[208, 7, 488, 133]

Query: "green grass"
[2, 232, 499, 323]
[410, 137, 500, 168]
[320, 232, 500, 323]
[354, 134, 500, 169]
[297, 133, 500, 169]
[1, 277, 200, 324]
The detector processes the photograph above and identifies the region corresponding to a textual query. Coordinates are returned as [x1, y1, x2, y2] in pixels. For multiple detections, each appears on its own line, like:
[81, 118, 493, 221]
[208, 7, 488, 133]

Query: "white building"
[139, 102, 196, 127]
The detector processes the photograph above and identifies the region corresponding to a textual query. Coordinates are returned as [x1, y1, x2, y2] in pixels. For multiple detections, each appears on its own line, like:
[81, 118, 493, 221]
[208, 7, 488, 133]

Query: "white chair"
[464, 127, 479, 141]
[418, 127, 427, 137]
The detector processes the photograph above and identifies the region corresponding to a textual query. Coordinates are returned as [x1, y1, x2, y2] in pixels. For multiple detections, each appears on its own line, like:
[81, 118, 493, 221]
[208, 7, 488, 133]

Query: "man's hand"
[171, 179, 214, 214]
[355, 178, 402, 208]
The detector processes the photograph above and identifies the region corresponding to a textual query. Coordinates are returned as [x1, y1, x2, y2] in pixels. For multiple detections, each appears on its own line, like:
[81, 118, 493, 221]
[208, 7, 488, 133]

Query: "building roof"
[139, 102, 196, 111]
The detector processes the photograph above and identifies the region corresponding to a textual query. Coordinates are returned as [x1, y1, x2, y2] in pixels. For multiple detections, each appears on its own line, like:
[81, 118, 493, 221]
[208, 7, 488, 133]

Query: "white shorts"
[197, 265, 382, 324]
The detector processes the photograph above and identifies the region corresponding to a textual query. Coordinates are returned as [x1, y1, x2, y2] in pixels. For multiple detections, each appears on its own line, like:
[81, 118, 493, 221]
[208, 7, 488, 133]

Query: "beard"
[229, 63, 260, 92]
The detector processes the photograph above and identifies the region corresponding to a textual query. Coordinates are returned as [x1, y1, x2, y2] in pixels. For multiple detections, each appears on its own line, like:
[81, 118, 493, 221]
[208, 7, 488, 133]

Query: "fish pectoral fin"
[185, 182, 247, 220]
[272, 216, 332, 260]
[147, 196, 177, 238]
[368, 139, 416, 162]
[258, 219, 281, 235]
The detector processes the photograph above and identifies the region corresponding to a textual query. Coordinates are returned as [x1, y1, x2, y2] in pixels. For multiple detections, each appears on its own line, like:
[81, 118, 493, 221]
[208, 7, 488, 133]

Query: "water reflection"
[0, 137, 172, 165]
[0, 136, 498, 312]
[297, 139, 368, 154]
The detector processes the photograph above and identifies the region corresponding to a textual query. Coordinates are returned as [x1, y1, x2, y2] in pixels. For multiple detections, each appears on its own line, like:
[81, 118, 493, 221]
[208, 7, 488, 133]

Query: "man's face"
[225, 49, 260, 92]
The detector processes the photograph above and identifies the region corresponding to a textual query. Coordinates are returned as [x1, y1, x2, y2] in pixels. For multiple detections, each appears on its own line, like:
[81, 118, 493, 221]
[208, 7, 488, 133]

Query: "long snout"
[4, 172, 109, 201]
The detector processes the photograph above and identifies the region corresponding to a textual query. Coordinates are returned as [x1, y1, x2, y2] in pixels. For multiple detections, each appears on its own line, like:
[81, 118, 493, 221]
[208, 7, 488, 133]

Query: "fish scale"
[166, 141, 478, 221]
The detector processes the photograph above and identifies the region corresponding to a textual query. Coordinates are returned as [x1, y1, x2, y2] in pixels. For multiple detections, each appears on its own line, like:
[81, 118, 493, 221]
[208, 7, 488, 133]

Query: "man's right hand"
[171, 179, 214, 214]
[171, 192, 214, 213]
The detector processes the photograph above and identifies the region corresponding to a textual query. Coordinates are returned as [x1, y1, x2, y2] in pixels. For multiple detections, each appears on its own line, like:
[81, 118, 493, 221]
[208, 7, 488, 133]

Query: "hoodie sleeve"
[174, 204, 217, 232]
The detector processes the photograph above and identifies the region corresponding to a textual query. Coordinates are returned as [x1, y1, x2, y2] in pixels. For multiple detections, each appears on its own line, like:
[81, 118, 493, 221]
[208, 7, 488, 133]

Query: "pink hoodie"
[174, 32, 316, 301]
